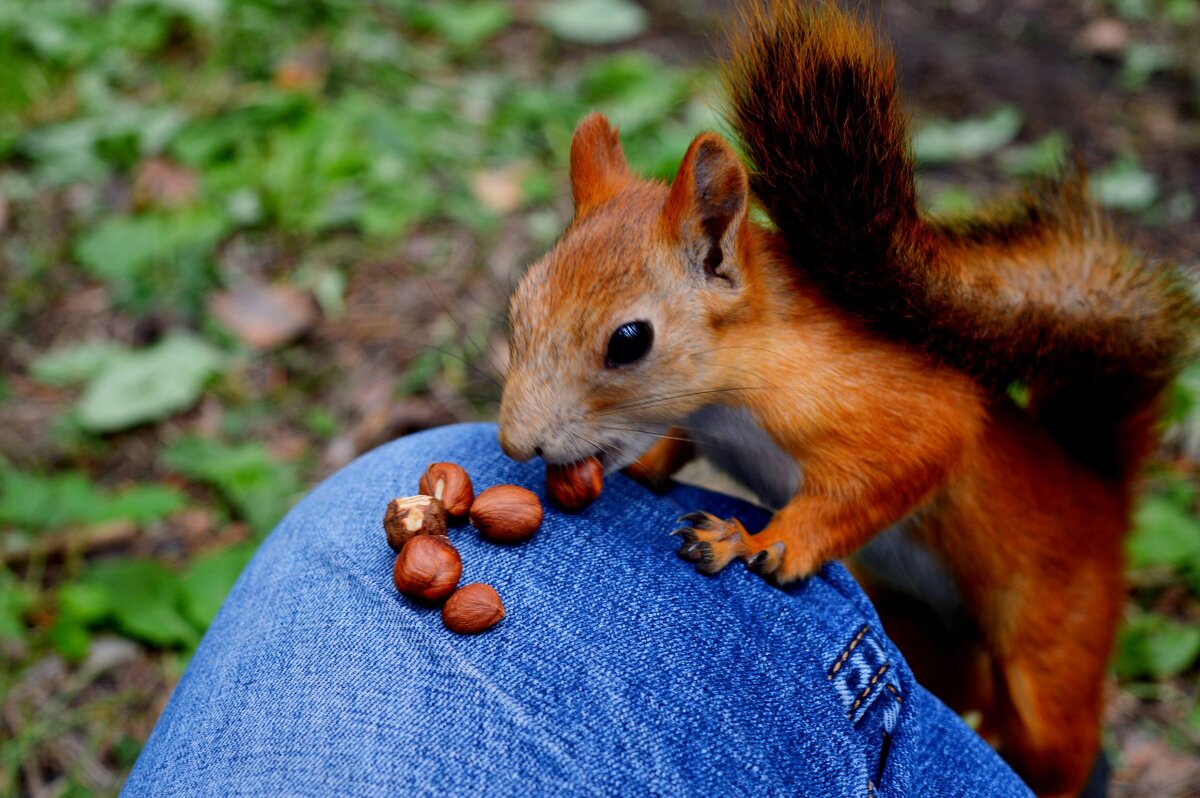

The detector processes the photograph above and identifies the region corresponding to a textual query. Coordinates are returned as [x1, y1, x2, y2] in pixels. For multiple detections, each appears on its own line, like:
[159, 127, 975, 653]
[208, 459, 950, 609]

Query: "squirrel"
[496, 2, 1198, 796]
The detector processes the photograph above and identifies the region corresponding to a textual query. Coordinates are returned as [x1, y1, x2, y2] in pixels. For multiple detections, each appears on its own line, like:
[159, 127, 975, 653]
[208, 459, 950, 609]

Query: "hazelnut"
[419, 462, 474, 518]
[546, 457, 603, 512]
[393, 535, 462, 602]
[442, 583, 505, 634]
[469, 485, 543, 543]
[384, 495, 448, 551]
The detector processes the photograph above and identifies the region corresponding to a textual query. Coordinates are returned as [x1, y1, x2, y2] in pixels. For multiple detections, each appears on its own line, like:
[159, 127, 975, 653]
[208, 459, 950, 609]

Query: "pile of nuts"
[384, 456, 602, 634]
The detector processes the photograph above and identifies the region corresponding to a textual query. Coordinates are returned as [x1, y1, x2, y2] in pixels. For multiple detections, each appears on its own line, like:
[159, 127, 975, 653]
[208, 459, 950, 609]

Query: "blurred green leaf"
[0, 567, 34, 643]
[1000, 131, 1069, 178]
[29, 339, 131, 386]
[1122, 42, 1176, 90]
[408, 1, 511, 50]
[1116, 611, 1200, 680]
[180, 542, 255, 629]
[0, 469, 102, 529]
[1007, 380, 1031, 409]
[96, 484, 189, 524]
[1093, 156, 1158, 212]
[73, 210, 228, 310]
[1128, 493, 1200, 569]
[1167, 361, 1200, 423]
[59, 581, 112, 625]
[23, 105, 187, 183]
[303, 407, 337, 439]
[129, 0, 227, 26]
[926, 185, 978, 217]
[0, 466, 186, 530]
[537, 0, 648, 45]
[398, 347, 443, 397]
[1108, 0, 1153, 20]
[81, 558, 198, 648]
[581, 53, 691, 132]
[115, 600, 200, 648]
[50, 615, 92, 662]
[112, 735, 143, 769]
[162, 438, 301, 536]
[913, 106, 1023, 165]
[76, 332, 224, 433]
[1164, 0, 1200, 24]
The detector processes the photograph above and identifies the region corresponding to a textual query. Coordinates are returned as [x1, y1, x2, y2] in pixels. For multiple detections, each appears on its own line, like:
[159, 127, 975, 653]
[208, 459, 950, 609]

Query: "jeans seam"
[849, 663, 890, 719]
[827, 623, 870, 680]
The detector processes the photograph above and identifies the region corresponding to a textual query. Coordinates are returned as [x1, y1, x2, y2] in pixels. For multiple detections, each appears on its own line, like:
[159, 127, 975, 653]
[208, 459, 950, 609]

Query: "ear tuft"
[570, 113, 630, 215]
[664, 133, 749, 283]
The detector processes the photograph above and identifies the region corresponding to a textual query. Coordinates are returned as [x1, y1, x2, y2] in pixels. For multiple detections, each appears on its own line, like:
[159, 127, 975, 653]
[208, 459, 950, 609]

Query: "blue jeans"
[122, 423, 1031, 797]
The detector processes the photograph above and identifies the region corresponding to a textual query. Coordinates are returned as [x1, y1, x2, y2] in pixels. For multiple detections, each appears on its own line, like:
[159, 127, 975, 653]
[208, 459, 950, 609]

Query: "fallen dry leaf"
[133, 158, 199, 211]
[1113, 729, 1200, 798]
[209, 282, 317, 350]
[1078, 18, 1128, 58]
[470, 165, 527, 214]
[274, 41, 329, 91]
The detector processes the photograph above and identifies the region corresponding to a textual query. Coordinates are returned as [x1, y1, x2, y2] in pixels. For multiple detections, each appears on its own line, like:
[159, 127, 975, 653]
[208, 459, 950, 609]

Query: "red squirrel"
[496, 3, 1198, 795]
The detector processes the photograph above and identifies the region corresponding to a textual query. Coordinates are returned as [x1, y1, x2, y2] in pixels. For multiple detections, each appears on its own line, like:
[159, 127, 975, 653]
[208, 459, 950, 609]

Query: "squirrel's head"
[499, 113, 754, 470]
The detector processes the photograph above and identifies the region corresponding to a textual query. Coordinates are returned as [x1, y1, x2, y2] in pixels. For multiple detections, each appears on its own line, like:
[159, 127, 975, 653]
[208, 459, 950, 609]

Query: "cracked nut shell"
[384, 495, 448, 551]
[546, 457, 603, 512]
[442, 583, 505, 634]
[393, 535, 462, 602]
[419, 462, 474, 518]
[469, 485, 543, 543]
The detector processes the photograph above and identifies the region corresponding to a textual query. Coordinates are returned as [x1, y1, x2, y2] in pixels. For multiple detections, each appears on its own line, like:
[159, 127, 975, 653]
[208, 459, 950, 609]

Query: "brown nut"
[393, 535, 462, 602]
[546, 457, 603, 512]
[442, 583, 505, 634]
[469, 485, 543, 543]
[384, 495, 448, 551]
[419, 462, 474, 518]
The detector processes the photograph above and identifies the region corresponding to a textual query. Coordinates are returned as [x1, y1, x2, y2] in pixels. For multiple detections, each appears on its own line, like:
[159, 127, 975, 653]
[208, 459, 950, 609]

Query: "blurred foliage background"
[0, 0, 1197, 795]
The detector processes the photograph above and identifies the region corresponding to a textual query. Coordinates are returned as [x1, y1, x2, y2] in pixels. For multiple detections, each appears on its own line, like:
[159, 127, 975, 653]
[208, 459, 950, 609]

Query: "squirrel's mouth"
[544, 427, 662, 473]
[546, 444, 621, 474]
[593, 448, 616, 472]
[585, 439, 647, 475]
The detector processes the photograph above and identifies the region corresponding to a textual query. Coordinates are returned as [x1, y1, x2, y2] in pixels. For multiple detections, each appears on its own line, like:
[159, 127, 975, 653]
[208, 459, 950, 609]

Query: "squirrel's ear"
[663, 132, 748, 285]
[570, 112, 629, 215]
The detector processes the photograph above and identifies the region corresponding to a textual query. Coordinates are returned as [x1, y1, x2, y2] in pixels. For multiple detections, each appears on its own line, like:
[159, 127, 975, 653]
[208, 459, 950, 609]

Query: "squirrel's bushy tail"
[724, 0, 1197, 480]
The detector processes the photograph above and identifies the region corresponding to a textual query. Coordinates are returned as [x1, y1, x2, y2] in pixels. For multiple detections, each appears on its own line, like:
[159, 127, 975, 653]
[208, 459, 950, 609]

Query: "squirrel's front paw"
[672, 511, 789, 579]
[672, 511, 747, 574]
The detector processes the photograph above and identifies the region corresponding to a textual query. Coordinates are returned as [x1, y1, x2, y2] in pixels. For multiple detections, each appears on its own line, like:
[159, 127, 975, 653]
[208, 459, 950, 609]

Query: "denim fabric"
[122, 423, 1031, 797]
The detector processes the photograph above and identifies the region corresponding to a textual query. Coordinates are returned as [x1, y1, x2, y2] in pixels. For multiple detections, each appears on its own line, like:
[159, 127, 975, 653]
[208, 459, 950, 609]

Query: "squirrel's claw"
[745, 549, 769, 571]
[744, 542, 786, 577]
[669, 526, 698, 544]
[679, 541, 713, 564]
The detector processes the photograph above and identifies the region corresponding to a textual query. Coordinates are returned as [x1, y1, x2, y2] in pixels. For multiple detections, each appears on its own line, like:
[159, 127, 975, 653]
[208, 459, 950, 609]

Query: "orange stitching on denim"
[848, 663, 890, 717]
[885, 683, 903, 702]
[867, 779, 876, 798]
[828, 624, 870, 680]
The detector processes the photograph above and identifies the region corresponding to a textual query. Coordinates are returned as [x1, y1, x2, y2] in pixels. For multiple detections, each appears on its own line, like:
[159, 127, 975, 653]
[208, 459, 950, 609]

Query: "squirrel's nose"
[498, 427, 541, 462]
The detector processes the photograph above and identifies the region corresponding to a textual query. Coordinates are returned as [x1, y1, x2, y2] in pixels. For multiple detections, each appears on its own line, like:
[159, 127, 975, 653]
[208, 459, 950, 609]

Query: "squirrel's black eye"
[605, 321, 653, 368]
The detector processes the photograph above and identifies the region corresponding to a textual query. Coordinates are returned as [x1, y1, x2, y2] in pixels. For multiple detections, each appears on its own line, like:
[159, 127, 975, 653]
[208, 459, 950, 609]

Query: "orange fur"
[498, 4, 1197, 796]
